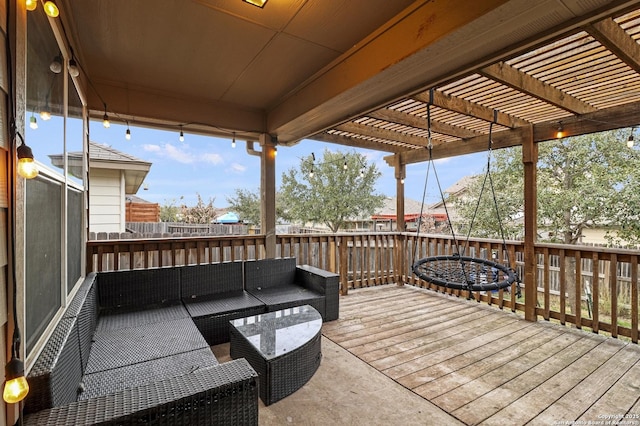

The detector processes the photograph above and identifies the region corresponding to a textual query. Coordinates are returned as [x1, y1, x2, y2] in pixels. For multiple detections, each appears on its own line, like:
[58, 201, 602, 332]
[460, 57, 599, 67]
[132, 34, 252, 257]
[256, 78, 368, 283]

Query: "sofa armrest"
[25, 359, 259, 426]
[296, 265, 340, 321]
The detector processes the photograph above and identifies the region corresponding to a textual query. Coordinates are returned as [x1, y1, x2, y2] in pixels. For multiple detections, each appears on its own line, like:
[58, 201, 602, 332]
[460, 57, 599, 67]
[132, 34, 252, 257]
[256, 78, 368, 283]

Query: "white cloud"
[228, 163, 247, 173]
[164, 144, 195, 164]
[143, 144, 161, 152]
[202, 153, 224, 165]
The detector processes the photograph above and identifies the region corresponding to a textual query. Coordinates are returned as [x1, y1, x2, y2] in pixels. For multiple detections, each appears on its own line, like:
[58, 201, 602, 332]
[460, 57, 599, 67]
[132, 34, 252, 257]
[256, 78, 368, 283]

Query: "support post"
[523, 125, 538, 322]
[394, 156, 406, 232]
[259, 134, 276, 259]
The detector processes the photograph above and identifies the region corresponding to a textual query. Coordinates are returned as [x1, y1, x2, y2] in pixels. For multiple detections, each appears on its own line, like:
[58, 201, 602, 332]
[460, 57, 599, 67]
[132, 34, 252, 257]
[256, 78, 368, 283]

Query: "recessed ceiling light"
[243, 0, 268, 8]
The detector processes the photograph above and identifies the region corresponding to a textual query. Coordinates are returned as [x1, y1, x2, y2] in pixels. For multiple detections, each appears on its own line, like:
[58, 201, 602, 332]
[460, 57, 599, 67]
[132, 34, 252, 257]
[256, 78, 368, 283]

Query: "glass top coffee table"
[229, 305, 322, 405]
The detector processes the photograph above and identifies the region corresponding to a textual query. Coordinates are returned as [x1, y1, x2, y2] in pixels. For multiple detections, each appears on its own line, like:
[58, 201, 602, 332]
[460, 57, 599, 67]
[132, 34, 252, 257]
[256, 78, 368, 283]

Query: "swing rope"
[411, 99, 517, 292]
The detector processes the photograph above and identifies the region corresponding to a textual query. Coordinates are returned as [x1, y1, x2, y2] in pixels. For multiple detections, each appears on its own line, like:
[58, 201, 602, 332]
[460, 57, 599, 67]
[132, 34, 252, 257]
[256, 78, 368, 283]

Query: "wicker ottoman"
[229, 305, 322, 405]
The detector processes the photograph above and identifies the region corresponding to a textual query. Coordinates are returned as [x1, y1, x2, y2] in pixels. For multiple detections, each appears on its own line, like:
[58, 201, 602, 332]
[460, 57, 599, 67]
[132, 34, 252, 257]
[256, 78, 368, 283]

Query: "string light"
[179, 126, 184, 142]
[343, 158, 348, 170]
[40, 98, 52, 121]
[232, 132, 236, 148]
[628, 128, 635, 148]
[309, 166, 314, 178]
[401, 178, 405, 184]
[125, 123, 131, 140]
[555, 122, 564, 139]
[68, 58, 80, 78]
[25, 0, 37, 11]
[43, 0, 59, 17]
[49, 54, 62, 74]
[17, 143, 38, 179]
[29, 113, 37, 130]
[102, 103, 110, 128]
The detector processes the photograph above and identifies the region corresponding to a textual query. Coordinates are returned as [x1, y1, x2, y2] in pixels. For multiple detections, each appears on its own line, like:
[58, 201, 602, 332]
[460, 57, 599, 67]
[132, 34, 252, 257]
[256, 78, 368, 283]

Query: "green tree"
[226, 189, 261, 225]
[452, 129, 640, 313]
[226, 189, 289, 227]
[452, 129, 640, 245]
[160, 197, 183, 222]
[280, 149, 385, 232]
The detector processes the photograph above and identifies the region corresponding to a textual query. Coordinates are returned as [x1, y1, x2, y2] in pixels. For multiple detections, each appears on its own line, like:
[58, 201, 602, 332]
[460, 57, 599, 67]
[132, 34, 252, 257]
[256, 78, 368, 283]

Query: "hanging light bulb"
[360, 167, 365, 178]
[17, 144, 38, 179]
[25, 0, 37, 11]
[102, 113, 110, 128]
[68, 59, 80, 78]
[29, 113, 37, 130]
[273, 146, 277, 157]
[179, 126, 185, 142]
[401, 178, 405, 184]
[43, 0, 59, 17]
[3, 357, 29, 403]
[343, 159, 348, 171]
[628, 134, 635, 148]
[125, 125, 131, 141]
[49, 54, 62, 73]
[555, 122, 564, 139]
[40, 99, 52, 121]
[232, 132, 236, 148]
[309, 166, 314, 179]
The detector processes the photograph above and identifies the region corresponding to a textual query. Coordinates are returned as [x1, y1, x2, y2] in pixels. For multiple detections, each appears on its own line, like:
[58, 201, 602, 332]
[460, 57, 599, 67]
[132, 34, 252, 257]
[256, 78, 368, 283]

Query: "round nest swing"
[412, 254, 517, 291]
[410, 97, 519, 292]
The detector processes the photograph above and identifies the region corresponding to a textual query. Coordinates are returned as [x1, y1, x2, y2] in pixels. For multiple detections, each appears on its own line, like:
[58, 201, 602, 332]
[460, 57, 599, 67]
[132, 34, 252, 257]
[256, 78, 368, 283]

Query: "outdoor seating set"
[23, 258, 339, 425]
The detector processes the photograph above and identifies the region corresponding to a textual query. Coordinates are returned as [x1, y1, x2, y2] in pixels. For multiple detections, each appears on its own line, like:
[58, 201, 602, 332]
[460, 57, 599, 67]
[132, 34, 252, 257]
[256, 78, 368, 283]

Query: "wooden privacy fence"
[87, 232, 640, 343]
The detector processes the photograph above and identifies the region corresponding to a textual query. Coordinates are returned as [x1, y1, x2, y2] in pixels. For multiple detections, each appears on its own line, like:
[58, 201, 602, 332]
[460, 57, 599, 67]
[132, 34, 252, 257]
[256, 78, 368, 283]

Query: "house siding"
[89, 169, 125, 233]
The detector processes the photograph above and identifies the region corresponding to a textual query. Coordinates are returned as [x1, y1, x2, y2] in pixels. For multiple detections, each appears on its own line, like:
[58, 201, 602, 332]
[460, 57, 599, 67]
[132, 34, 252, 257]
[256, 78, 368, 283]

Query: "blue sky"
[26, 117, 487, 208]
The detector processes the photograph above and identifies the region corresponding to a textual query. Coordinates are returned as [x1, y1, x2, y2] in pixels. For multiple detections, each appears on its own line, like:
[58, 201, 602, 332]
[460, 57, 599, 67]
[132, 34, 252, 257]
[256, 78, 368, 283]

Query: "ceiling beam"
[385, 100, 640, 165]
[267, 0, 514, 142]
[367, 109, 482, 139]
[413, 90, 530, 128]
[479, 62, 597, 114]
[586, 17, 640, 73]
[310, 132, 409, 153]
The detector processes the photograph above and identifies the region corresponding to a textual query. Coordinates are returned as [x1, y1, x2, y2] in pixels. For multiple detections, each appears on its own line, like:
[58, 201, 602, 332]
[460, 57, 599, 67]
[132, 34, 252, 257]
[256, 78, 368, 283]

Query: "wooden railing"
[86, 232, 639, 343]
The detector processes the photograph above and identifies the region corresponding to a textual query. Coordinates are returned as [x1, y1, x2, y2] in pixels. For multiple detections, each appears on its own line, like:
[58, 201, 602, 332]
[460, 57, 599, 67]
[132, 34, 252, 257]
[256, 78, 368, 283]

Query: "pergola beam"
[311, 132, 409, 153]
[385, 99, 640, 165]
[480, 62, 598, 114]
[367, 109, 482, 139]
[413, 90, 530, 128]
[334, 122, 444, 148]
[587, 17, 640, 73]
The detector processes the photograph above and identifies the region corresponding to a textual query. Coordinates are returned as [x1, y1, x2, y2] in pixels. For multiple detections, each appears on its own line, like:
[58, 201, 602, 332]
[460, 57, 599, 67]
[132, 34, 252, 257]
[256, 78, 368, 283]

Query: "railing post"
[395, 233, 405, 286]
[523, 125, 538, 322]
[339, 235, 349, 295]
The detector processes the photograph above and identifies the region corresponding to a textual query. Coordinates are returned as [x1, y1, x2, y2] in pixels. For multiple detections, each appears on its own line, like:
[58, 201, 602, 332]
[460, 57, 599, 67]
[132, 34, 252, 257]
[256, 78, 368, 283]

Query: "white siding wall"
[89, 169, 125, 233]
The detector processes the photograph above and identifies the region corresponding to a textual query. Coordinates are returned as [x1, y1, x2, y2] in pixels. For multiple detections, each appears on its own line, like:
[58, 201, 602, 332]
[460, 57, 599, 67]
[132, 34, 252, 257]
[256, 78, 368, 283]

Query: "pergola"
[41, 0, 640, 316]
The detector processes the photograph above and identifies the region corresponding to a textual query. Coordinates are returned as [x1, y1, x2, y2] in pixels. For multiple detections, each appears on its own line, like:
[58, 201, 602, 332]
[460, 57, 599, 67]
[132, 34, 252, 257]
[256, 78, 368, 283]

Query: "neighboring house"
[340, 197, 443, 232]
[50, 142, 152, 233]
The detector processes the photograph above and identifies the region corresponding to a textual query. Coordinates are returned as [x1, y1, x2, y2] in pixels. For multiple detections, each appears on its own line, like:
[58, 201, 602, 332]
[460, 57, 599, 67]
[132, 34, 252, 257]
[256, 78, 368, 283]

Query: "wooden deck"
[322, 285, 640, 426]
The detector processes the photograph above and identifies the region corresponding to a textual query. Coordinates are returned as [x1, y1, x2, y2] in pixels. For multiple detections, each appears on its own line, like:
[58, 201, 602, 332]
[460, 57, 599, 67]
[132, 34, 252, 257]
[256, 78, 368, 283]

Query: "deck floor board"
[323, 285, 640, 425]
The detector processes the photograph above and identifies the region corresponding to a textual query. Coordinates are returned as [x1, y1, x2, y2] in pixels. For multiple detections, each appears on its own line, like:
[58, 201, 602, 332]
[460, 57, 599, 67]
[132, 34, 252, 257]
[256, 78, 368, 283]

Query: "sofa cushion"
[79, 347, 219, 400]
[181, 261, 244, 298]
[244, 258, 297, 291]
[85, 317, 209, 374]
[97, 267, 181, 309]
[96, 302, 189, 333]
[246, 284, 325, 317]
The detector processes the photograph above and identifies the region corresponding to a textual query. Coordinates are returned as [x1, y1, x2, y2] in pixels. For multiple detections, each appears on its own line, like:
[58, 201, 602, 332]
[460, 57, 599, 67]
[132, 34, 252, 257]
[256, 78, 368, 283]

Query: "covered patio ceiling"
[55, 0, 640, 167]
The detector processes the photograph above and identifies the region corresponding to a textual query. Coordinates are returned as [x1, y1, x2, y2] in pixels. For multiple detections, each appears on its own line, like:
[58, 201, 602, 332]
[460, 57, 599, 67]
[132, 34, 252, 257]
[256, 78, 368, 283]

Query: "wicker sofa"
[23, 259, 339, 425]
